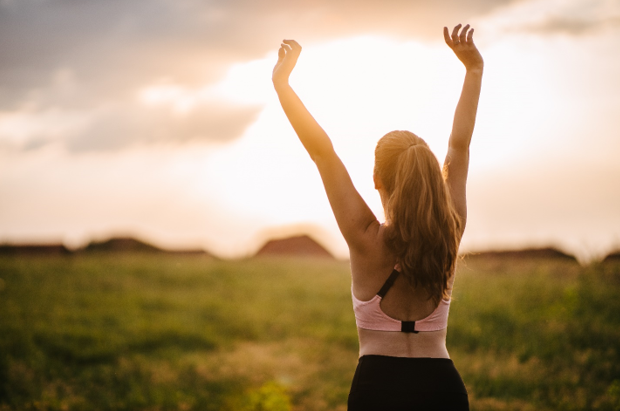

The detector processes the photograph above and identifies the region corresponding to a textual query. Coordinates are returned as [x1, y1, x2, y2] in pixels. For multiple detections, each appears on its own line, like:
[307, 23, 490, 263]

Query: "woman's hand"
[444, 24, 483, 72]
[272, 39, 302, 88]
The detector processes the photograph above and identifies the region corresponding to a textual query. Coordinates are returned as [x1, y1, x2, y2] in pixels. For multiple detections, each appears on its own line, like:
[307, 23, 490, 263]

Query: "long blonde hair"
[374, 130, 462, 305]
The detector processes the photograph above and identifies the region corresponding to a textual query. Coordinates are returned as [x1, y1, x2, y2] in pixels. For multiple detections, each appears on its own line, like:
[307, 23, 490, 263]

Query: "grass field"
[0, 253, 619, 410]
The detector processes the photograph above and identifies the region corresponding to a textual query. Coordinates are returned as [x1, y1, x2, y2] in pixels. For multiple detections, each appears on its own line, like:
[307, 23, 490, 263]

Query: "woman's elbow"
[307, 141, 336, 163]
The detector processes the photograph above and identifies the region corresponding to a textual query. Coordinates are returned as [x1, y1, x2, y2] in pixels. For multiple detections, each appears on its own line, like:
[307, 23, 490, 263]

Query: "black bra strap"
[377, 269, 400, 298]
[401, 321, 419, 333]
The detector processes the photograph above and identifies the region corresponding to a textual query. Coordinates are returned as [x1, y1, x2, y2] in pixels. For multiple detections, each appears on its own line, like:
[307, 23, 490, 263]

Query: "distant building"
[82, 237, 162, 253]
[0, 244, 71, 256]
[0, 237, 209, 256]
[81, 237, 208, 255]
[255, 235, 335, 259]
[603, 251, 620, 263]
[463, 247, 577, 261]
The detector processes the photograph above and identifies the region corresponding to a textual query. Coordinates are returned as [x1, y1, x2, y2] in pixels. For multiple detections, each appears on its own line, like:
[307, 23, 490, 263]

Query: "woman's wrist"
[466, 65, 484, 75]
[272, 78, 291, 91]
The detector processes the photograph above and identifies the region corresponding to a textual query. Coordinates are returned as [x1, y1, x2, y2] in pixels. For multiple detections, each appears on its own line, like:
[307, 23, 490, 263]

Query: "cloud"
[3, 0, 615, 152]
[0, 0, 516, 152]
[481, 0, 620, 37]
[0, 102, 261, 153]
[0, 0, 238, 110]
[65, 102, 262, 153]
[523, 16, 620, 35]
[0, 0, 513, 103]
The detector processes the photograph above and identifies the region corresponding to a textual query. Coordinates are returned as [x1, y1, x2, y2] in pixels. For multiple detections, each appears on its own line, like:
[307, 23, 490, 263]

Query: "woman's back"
[350, 225, 452, 358]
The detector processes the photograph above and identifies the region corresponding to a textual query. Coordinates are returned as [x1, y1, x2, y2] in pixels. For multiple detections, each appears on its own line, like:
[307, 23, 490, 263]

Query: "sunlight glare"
[194, 36, 468, 248]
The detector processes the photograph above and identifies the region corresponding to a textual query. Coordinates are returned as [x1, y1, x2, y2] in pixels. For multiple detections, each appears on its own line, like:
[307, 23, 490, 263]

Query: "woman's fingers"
[443, 26, 452, 47]
[279, 40, 301, 61]
[467, 28, 474, 44]
[445, 24, 474, 48]
[459, 24, 470, 44]
[273, 39, 302, 84]
[282, 39, 301, 56]
[444, 25, 483, 70]
[283, 39, 301, 49]
[451, 24, 462, 44]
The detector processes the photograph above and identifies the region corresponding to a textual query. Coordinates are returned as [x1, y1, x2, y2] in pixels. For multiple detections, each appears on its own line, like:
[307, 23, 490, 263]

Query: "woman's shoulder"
[350, 224, 397, 300]
[349, 222, 391, 265]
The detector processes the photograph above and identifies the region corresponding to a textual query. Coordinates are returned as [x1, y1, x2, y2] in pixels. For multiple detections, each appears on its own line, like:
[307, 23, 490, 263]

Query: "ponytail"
[375, 131, 462, 305]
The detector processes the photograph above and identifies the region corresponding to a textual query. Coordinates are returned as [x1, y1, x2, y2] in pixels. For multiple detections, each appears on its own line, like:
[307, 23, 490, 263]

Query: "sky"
[0, 0, 619, 262]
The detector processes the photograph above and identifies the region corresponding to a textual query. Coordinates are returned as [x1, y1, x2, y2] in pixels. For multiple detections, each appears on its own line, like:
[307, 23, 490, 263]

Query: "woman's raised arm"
[272, 40, 379, 252]
[272, 40, 334, 160]
[442, 25, 484, 232]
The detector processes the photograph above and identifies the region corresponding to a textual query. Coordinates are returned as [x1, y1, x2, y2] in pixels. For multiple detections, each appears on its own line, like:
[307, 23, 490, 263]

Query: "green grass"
[0, 254, 619, 410]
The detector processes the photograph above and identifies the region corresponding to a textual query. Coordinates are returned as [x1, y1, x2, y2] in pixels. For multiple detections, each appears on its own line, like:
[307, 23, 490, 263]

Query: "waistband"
[358, 354, 454, 364]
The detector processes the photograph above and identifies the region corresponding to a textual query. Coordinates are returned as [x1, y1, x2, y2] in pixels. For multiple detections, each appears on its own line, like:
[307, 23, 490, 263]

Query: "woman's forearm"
[274, 82, 335, 161]
[449, 68, 483, 151]
[443, 24, 484, 151]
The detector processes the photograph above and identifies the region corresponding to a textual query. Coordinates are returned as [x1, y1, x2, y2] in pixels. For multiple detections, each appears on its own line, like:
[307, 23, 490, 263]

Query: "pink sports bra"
[352, 269, 451, 333]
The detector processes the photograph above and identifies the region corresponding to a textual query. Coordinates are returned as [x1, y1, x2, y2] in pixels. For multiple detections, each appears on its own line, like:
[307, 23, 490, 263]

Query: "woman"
[273, 24, 483, 411]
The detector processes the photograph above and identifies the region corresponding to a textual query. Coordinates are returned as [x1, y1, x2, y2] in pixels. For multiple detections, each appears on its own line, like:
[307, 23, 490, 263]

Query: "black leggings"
[348, 355, 469, 411]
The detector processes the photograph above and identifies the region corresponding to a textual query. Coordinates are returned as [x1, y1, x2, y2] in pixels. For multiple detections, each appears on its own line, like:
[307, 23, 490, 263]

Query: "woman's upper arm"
[444, 144, 469, 231]
[313, 150, 380, 253]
